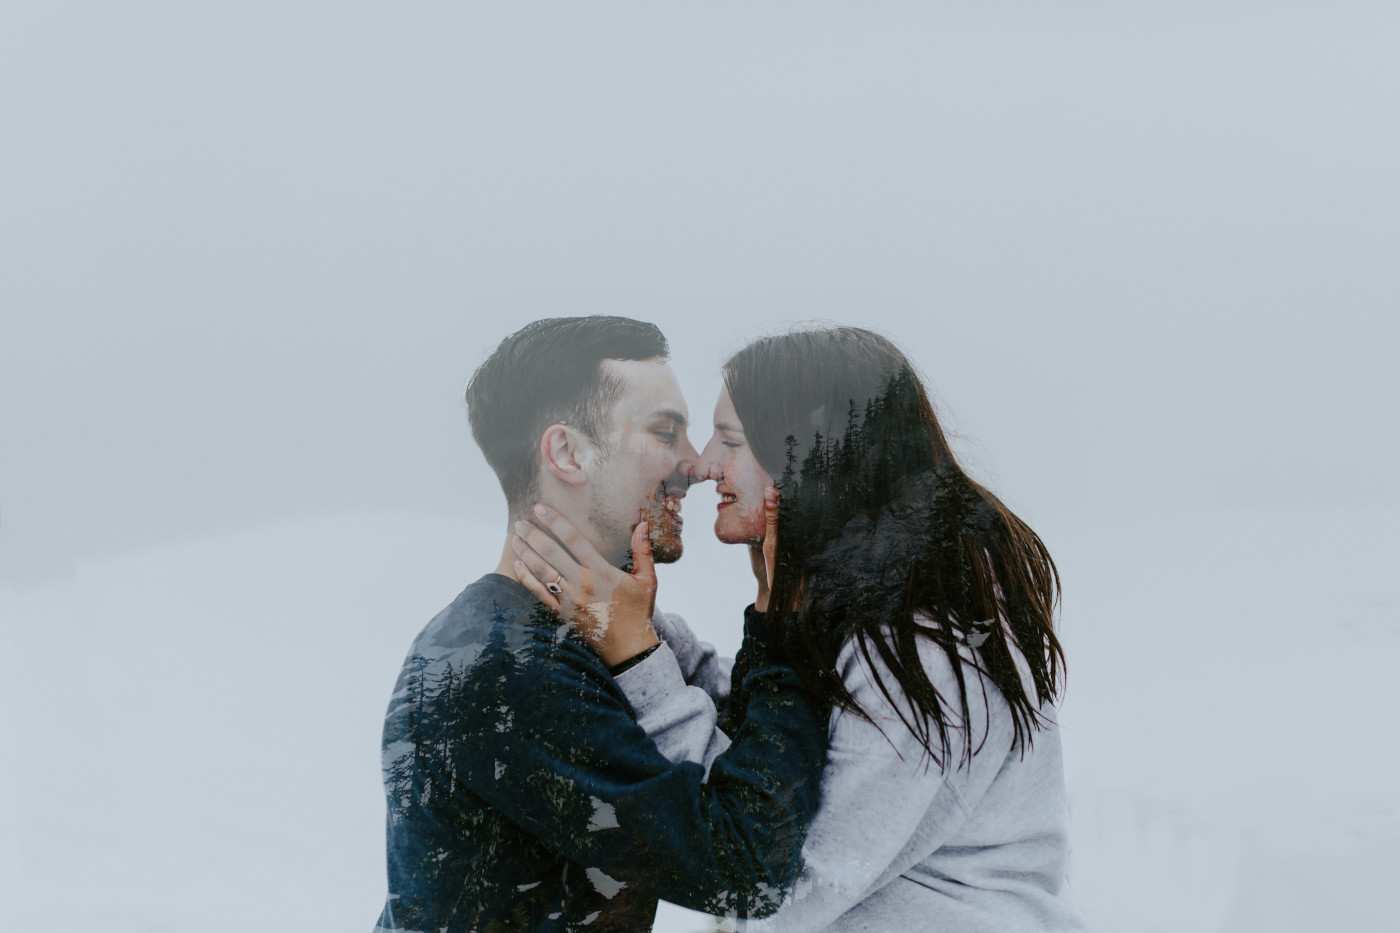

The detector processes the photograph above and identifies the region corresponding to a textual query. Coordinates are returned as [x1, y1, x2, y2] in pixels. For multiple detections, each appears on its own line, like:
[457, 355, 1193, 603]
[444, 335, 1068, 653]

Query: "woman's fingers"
[629, 520, 656, 588]
[513, 559, 561, 611]
[514, 519, 579, 582]
[512, 532, 574, 602]
[515, 503, 659, 635]
[532, 504, 606, 570]
[762, 485, 780, 590]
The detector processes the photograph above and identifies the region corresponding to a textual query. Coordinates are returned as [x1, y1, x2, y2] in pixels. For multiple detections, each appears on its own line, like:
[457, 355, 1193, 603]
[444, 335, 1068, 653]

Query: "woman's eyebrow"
[714, 421, 743, 434]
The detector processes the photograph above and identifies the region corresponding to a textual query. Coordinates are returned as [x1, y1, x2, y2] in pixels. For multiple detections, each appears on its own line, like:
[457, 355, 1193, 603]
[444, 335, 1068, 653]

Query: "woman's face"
[696, 386, 774, 545]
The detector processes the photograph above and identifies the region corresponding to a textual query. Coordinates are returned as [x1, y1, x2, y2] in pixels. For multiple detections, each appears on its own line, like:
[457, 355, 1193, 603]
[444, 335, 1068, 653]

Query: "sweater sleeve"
[453, 612, 826, 919]
[612, 641, 732, 775]
[743, 637, 991, 932]
[650, 608, 734, 704]
[614, 607, 766, 774]
[718, 605, 772, 737]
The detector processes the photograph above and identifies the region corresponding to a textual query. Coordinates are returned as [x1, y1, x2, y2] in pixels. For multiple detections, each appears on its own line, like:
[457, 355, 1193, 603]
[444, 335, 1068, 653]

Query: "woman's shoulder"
[833, 617, 980, 696]
[831, 616, 1047, 757]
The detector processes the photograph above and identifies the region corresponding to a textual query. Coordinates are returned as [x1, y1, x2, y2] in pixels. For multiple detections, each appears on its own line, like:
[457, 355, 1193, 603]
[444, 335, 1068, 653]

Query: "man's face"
[586, 358, 698, 566]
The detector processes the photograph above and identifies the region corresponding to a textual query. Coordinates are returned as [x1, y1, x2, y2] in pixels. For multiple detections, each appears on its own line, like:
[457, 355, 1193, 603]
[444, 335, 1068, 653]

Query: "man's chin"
[649, 532, 683, 564]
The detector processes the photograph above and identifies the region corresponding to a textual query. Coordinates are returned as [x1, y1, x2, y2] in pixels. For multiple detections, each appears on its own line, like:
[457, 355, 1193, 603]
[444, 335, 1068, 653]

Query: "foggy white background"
[3, 3, 1397, 931]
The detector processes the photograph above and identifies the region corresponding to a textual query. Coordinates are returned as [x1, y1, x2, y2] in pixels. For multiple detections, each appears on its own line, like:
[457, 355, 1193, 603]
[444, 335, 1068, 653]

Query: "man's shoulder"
[418, 573, 536, 646]
[403, 573, 600, 686]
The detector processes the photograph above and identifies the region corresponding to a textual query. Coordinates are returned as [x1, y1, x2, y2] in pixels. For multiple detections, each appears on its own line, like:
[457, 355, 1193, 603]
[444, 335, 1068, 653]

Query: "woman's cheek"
[737, 498, 767, 541]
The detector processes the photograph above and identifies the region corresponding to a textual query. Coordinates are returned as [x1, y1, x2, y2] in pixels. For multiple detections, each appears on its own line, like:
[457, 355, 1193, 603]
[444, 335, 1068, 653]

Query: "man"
[374, 316, 825, 932]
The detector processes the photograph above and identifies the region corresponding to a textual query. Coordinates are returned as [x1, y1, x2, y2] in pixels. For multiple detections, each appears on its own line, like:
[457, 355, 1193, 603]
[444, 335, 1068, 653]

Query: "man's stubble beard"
[590, 484, 684, 569]
[648, 517, 683, 564]
[621, 526, 682, 573]
[640, 483, 684, 564]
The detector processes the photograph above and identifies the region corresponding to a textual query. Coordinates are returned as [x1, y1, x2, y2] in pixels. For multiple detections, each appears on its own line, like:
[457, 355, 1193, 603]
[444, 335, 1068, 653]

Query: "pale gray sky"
[4, 8, 1399, 930]
[4, 2, 1398, 581]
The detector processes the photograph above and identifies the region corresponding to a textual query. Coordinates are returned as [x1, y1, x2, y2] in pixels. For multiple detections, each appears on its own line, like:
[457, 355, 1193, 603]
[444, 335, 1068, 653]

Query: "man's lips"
[651, 493, 684, 525]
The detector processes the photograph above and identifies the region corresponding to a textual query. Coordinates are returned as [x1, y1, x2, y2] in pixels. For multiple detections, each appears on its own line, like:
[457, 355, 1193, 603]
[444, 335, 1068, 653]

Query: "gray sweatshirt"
[619, 611, 1087, 932]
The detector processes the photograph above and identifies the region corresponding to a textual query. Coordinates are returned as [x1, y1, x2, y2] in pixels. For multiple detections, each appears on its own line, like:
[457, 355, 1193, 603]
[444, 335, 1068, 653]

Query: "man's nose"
[672, 439, 703, 487]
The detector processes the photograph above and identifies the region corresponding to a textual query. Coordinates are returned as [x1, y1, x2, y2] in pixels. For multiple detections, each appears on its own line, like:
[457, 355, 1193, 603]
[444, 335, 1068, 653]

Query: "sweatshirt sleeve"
[452, 613, 826, 919]
[613, 608, 762, 775]
[612, 640, 732, 775]
[650, 608, 734, 704]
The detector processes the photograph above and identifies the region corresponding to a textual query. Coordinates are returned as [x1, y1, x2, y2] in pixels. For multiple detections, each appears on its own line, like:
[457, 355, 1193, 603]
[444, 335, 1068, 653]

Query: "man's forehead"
[603, 358, 688, 422]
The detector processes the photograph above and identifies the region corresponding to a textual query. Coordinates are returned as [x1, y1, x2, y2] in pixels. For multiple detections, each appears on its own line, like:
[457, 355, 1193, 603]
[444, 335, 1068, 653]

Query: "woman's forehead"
[712, 387, 744, 432]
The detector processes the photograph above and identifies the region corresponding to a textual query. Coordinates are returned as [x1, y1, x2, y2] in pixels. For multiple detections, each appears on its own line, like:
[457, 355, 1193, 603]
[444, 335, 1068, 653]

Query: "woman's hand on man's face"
[754, 485, 779, 612]
[512, 504, 660, 668]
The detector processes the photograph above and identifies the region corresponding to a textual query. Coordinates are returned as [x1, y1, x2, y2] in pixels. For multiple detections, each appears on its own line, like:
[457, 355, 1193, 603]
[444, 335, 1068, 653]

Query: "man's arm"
[453, 610, 825, 919]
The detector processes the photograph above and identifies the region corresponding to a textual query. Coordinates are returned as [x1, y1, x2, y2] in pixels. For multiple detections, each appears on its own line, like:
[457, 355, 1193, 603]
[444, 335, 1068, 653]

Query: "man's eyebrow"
[651, 408, 688, 427]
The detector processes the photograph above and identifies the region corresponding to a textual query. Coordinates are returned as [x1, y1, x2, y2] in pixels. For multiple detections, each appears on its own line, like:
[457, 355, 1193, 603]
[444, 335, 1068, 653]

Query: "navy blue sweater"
[375, 574, 825, 932]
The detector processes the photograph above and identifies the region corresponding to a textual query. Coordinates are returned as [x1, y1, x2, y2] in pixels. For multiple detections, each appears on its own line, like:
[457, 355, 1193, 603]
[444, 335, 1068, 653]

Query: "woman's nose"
[688, 461, 720, 485]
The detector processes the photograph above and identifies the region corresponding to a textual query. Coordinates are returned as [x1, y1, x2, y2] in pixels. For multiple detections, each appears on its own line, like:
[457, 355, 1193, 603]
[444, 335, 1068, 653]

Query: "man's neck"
[493, 534, 521, 581]
[491, 515, 630, 584]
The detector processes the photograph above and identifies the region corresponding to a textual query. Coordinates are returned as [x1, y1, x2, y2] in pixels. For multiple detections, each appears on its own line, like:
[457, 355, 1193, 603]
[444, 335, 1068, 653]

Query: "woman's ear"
[540, 423, 592, 487]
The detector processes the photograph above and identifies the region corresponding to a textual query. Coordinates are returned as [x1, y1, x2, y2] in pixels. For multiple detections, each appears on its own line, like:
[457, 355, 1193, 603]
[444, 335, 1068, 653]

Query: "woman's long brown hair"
[724, 326, 1065, 768]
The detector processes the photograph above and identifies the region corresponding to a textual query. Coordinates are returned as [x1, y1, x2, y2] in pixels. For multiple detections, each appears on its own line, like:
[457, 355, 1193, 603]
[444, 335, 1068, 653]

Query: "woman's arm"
[514, 496, 775, 772]
[650, 608, 734, 702]
[612, 635, 732, 774]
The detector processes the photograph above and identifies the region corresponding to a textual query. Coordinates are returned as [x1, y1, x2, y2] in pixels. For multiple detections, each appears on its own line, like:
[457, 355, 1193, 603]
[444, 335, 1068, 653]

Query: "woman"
[699, 326, 1084, 930]
[518, 326, 1085, 930]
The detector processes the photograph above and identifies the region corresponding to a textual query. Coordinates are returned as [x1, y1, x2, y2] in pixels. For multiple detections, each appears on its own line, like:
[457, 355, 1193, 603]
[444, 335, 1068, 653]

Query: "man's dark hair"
[465, 316, 669, 514]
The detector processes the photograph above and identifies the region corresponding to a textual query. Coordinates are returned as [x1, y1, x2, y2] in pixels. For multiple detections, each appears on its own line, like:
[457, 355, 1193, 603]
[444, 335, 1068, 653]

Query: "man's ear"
[540, 423, 592, 487]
